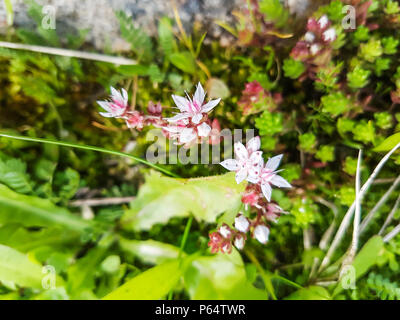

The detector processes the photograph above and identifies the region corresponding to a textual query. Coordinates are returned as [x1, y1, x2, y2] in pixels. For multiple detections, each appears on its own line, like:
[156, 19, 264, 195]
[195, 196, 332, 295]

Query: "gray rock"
[0, 0, 316, 50]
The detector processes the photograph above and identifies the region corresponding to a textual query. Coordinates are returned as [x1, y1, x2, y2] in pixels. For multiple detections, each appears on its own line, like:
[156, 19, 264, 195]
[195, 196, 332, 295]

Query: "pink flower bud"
[147, 101, 162, 115]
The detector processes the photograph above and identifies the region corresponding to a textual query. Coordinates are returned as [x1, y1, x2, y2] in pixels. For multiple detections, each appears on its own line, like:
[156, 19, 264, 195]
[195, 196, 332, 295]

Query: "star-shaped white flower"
[257, 154, 292, 202]
[167, 82, 221, 124]
[97, 87, 129, 118]
[220, 136, 263, 184]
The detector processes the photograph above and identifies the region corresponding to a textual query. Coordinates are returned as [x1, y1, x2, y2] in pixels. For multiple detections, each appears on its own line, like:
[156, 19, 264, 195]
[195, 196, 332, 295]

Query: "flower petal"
[179, 127, 197, 144]
[121, 88, 129, 103]
[166, 113, 190, 122]
[191, 113, 203, 124]
[249, 151, 263, 165]
[246, 136, 261, 154]
[110, 86, 124, 104]
[235, 168, 247, 184]
[197, 122, 211, 137]
[234, 142, 249, 161]
[220, 159, 239, 171]
[266, 154, 283, 171]
[194, 82, 205, 105]
[172, 95, 190, 112]
[97, 101, 112, 112]
[99, 112, 115, 118]
[261, 183, 272, 202]
[202, 98, 221, 113]
[270, 175, 292, 188]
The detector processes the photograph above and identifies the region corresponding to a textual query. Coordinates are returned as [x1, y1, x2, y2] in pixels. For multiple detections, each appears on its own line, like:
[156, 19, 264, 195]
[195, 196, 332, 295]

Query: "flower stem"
[0, 133, 179, 178]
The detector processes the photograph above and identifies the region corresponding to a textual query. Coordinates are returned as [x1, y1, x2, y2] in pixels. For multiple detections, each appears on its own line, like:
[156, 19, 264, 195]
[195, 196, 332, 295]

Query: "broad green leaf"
[373, 132, 400, 152]
[103, 259, 183, 300]
[119, 238, 181, 265]
[0, 184, 90, 233]
[285, 286, 331, 300]
[0, 244, 51, 289]
[169, 51, 196, 74]
[122, 172, 245, 231]
[0, 225, 77, 253]
[333, 236, 384, 296]
[184, 250, 268, 300]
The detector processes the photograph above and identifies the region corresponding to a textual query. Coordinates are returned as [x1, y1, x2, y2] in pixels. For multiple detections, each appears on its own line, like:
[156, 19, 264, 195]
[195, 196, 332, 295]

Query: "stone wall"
[0, 0, 319, 50]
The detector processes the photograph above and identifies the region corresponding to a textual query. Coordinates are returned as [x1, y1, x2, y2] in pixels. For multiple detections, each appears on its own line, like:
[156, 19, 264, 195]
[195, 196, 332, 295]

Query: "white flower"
[219, 225, 232, 239]
[97, 87, 129, 118]
[304, 31, 315, 43]
[257, 154, 292, 202]
[234, 235, 245, 250]
[167, 82, 221, 125]
[234, 214, 250, 233]
[318, 15, 329, 29]
[254, 225, 270, 244]
[220, 136, 263, 184]
[323, 28, 337, 42]
[197, 122, 212, 137]
[310, 44, 321, 55]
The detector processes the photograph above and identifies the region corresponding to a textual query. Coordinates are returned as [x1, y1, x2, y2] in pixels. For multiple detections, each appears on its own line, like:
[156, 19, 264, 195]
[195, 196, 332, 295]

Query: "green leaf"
[103, 259, 183, 300]
[116, 11, 153, 62]
[285, 286, 331, 300]
[0, 244, 47, 289]
[122, 172, 245, 231]
[0, 184, 90, 233]
[183, 250, 268, 300]
[0, 158, 32, 194]
[259, 0, 289, 27]
[373, 133, 400, 152]
[283, 58, 305, 79]
[158, 17, 175, 57]
[119, 238, 181, 265]
[169, 52, 196, 74]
